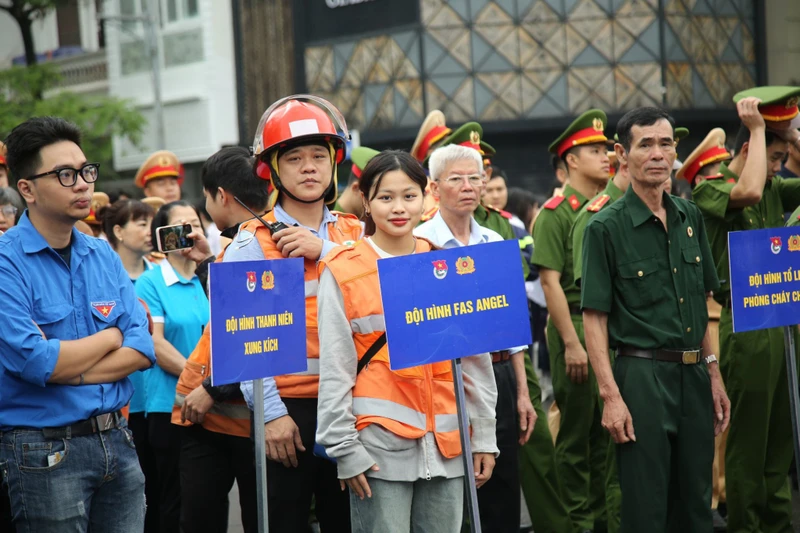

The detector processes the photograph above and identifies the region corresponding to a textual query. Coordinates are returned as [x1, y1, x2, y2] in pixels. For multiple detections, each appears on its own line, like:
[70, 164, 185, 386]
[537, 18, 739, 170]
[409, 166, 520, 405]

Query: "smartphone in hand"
[156, 223, 194, 253]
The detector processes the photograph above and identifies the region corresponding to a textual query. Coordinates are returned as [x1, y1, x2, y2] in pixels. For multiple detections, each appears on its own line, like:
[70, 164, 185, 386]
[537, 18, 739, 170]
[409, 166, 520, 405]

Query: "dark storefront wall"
[238, 0, 764, 196]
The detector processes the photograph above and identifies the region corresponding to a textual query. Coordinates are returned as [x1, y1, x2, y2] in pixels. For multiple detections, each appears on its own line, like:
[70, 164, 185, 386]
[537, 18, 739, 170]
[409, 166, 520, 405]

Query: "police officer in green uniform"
[573, 150, 630, 287]
[692, 86, 800, 533]
[333, 146, 379, 215]
[532, 109, 611, 532]
[581, 106, 730, 532]
[570, 145, 629, 533]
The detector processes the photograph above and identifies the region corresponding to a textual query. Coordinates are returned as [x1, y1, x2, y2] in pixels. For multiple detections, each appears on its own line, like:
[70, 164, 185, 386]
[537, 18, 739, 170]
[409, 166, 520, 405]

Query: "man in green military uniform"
[692, 87, 800, 533]
[582, 106, 730, 532]
[532, 109, 611, 532]
[332, 146, 378, 215]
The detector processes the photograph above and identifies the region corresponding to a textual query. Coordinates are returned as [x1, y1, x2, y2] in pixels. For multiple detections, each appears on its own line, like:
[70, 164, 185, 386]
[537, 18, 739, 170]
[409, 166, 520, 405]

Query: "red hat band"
[682, 146, 730, 182]
[557, 128, 607, 157]
[759, 100, 799, 122]
[418, 126, 451, 160]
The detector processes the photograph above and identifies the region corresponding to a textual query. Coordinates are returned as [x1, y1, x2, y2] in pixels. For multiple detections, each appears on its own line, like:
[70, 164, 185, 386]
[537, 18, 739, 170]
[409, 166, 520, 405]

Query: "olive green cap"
[423, 122, 496, 167]
[733, 86, 800, 122]
[350, 146, 379, 176]
[549, 109, 608, 156]
[675, 127, 689, 144]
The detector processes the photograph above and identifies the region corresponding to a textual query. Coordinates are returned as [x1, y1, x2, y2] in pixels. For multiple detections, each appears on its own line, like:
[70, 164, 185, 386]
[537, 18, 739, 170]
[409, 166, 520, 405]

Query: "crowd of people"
[0, 86, 799, 533]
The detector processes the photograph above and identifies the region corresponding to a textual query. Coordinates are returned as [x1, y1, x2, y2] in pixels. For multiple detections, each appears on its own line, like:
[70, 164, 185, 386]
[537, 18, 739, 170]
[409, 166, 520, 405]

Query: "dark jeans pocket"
[18, 439, 68, 473]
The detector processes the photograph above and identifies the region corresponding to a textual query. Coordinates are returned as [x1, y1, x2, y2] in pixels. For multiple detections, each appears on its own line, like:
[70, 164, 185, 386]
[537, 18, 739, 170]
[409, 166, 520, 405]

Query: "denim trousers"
[0, 421, 146, 533]
[350, 476, 463, 533]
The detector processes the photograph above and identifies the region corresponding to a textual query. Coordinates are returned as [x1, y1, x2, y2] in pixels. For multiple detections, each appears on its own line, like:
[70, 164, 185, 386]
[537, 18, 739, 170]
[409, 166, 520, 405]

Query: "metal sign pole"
[253, 379, 269, 533]
[782, 327, 800, 485]
[452, 358, 482, 533]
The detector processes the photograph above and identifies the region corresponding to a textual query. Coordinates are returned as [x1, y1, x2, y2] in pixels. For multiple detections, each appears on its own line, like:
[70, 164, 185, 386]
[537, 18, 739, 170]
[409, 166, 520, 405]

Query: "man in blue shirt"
[0, 117, 155, 532]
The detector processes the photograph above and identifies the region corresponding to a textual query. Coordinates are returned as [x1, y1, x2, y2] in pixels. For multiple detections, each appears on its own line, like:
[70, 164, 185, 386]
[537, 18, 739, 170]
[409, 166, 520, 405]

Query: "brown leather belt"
[617, 346, 702, 365]
[41, 411, 125, 439]
[491, 350, 511, 364]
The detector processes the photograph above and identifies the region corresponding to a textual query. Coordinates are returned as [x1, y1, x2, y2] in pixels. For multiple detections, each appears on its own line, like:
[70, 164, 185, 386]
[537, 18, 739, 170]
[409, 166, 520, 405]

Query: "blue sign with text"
[729, 227, 800, 333]
[208, 259, 307, 385]
[377, 240, 531, 370]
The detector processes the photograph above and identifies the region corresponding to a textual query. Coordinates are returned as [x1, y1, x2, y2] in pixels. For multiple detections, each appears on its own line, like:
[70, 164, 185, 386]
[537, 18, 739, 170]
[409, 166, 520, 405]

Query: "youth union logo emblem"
[246, 271, 257, 292]
[432, 259, 448, 280]
[770, 237, 782, 255]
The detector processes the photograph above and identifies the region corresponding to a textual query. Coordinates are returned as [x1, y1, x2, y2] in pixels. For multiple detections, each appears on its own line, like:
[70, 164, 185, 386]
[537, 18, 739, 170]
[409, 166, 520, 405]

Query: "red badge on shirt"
[91, 301, 116, 317]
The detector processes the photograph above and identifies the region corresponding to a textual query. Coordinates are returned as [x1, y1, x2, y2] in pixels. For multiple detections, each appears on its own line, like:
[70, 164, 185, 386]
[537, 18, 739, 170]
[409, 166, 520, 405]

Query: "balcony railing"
[49, 50, 108, 95]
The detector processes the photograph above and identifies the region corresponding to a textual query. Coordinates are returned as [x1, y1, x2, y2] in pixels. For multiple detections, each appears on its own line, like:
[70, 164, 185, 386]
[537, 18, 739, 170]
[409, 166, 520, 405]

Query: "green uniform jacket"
[531, 185, 588, 307]
[692, 162, 800, 303]
[581, 187, 719, 350]
[474, 204, 530, 279]
[572, 180, 625, 287]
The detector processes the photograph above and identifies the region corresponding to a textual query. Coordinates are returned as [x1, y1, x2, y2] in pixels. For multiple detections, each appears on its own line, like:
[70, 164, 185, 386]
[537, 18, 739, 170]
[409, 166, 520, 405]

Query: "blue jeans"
[0, 421, 145, 533]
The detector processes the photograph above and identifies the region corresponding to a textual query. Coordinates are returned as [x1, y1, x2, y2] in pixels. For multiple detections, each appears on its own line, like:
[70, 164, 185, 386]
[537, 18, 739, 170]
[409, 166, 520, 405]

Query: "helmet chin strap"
[267, 143, 337, 205]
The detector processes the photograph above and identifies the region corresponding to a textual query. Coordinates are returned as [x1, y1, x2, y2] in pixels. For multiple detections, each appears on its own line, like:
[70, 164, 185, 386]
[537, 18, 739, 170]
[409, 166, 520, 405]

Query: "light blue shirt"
[234, 204, 359, 422]
[0, 212, 155, 429]
[135, 259, 209, 414]
[415, 211, 526, 355]
[129, 258, 155, 414]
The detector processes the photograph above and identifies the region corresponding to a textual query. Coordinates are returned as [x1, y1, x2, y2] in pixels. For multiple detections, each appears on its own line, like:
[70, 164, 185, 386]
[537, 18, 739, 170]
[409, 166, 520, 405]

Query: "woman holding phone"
[135, 200, 209, 532]
[316, 151, 499, 532]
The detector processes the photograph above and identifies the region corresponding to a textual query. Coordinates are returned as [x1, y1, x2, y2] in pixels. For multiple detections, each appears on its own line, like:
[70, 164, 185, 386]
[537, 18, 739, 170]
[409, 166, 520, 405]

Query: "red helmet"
[252, 95, 349, 205]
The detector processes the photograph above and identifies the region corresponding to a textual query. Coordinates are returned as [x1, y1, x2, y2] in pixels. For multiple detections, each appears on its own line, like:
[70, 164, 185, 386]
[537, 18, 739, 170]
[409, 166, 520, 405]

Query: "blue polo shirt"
[135, 259, 209, 414]
[0, 212, 156, 430]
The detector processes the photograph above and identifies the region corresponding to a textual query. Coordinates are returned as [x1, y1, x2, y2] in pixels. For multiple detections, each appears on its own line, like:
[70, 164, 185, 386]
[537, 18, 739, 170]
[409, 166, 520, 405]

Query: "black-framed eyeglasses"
[26, 163, 100, 187]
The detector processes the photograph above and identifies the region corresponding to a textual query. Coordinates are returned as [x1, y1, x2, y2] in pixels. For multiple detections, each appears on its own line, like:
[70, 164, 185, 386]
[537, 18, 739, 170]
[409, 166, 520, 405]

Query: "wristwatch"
[704, 354, 718, 365]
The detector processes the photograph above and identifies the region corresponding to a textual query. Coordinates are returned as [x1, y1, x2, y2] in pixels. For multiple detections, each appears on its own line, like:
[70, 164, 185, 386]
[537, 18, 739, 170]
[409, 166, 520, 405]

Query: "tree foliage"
[0, 64, 145, 184]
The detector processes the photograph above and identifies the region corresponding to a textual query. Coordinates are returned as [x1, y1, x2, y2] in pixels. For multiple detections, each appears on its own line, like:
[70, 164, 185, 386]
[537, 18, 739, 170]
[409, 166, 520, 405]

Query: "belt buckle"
[93, 413, 116, 432]
[681, 351, 699, 365]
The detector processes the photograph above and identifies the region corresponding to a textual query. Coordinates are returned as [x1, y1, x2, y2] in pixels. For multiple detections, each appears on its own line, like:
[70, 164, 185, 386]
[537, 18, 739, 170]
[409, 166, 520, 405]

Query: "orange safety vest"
[239, 210, 362, 398]
[172, 246, 252, 437]
[320, 239, 462, 459]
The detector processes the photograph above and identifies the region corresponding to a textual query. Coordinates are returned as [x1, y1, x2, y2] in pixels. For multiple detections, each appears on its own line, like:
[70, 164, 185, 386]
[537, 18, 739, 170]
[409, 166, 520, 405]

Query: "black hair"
[203, 146, 268, 212]
[150, 200, 205, 248]
[487, 165, 507, 182]
[733, 124, 780, 154]
[100, 199, 155, 248]
[359, 150, 426, 236]
[0, 186, 25, 224]
[616, 107, 675, 152]
[4, 117, 82, 184]
[550, 154, 566, 172]
[506, 187, 537, 230]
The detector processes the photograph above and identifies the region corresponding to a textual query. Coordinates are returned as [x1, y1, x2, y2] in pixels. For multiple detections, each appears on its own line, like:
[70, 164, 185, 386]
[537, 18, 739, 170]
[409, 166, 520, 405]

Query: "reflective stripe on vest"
[290, 357, 320, 376]
[322, 238, 463, 459]
[350, 314, 385, 334]
[241, 210, 363, 398]
[352, 397, 426, 431]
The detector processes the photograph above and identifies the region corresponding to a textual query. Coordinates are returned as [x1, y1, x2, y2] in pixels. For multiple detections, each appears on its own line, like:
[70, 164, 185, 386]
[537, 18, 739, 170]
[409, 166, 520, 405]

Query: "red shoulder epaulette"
[485, 204, 513, 219]
[703, 174, 724, 181]
[421, 207, 439, 221]
[587, 194, 611, 213]
[543, 195, 565, 210]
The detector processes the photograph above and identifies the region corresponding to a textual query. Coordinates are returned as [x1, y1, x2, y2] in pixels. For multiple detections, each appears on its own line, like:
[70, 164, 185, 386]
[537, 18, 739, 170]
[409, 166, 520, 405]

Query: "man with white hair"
[416, 143, 537, 533]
